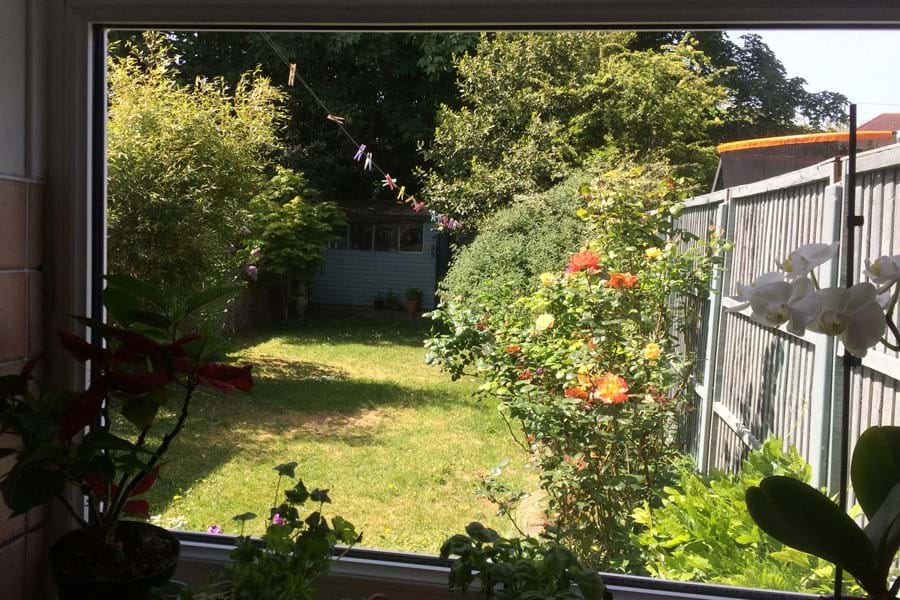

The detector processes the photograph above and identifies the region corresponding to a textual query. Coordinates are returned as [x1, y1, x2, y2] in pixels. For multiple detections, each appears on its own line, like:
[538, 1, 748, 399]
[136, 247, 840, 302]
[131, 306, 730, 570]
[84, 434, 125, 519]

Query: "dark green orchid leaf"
[851, 426, 900, 520]
[746, 476, 879, 592]
[863, 482, 900, 579]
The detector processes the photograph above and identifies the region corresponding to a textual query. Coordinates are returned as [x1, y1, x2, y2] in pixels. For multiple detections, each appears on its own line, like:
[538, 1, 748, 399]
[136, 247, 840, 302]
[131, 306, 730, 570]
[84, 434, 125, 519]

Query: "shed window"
[399, 223, 424, 252]
[349, 223, 374, 250]
[374, 224, 399, 251]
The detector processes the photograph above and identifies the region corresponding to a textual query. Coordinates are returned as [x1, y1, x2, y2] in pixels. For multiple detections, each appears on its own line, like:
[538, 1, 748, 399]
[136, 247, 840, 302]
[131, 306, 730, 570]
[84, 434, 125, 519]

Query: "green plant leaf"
[0, 467, 65, 516]
[851, 426, 900, 520]
[862, 482, 900, 579]
[104, 274, 169, 310]
[121, 395, 160, 430]
[102, 287, 140, 324]
[183, 285, 242, 317]
[126, 310, 172, 330]
[273, 461, 298, 478]
[232, 512, 257, 522]
[745, 476, 879, 593]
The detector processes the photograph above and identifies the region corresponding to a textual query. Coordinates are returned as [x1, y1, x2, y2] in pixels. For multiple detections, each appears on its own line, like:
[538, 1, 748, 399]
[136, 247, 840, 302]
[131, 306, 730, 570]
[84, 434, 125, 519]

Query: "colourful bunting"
[364, 152, 373, 171]
[396, 185, 406, 201]
[288, 63, 296, 86]
[353, 144, 367, 161]
[383, 174, 396, 191]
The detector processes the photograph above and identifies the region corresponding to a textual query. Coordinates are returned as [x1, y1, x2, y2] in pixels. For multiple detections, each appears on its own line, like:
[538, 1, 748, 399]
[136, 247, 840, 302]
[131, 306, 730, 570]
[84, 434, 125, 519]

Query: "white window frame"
[47, 0, 900, 595]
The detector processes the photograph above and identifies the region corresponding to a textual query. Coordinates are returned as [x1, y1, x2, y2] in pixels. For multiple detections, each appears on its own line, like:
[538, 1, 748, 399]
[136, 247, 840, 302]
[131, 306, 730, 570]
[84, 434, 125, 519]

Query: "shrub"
[107, 32, 285, 295]
[439, 174, 590, 312]
[427, 165, 726, 570]
[632, 439, 845, 594]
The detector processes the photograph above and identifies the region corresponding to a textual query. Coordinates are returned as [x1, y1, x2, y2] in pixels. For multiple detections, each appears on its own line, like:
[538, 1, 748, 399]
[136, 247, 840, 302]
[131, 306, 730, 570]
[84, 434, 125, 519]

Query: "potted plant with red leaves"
[0, 275, 253, 599]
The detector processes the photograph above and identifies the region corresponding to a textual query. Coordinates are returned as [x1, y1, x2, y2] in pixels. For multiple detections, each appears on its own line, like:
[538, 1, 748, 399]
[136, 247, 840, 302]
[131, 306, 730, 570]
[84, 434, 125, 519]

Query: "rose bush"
[427, 165, 727, 569]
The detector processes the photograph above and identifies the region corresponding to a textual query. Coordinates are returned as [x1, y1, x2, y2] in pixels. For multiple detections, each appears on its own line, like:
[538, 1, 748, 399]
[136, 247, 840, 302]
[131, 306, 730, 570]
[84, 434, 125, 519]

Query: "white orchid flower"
[749, 278, 822, 335]
[808, 282, 887, 358]
[864, 254, 900, 291]
[776, 242, 840, 280]
[726, 271, 785, 312]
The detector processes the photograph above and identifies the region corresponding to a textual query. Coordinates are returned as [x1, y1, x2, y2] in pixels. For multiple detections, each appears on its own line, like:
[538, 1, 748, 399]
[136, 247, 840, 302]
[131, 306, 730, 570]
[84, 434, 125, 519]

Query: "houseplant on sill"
[405, 288, 422, 315]
[0, 274, 253, 599]
[728, 246, 900, 599]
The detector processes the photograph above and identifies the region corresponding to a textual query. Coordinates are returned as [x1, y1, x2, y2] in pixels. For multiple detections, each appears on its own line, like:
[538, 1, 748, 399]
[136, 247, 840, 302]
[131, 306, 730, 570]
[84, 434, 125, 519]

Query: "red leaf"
[122, 499, 150, 518]
[107, 371, 173, 394]
[59, 383, 106, 439]
[129, 465, 160, 496]
[196, 363, 253, 393]
[58, 332, 107, 363]
[84, 472, 110, 499]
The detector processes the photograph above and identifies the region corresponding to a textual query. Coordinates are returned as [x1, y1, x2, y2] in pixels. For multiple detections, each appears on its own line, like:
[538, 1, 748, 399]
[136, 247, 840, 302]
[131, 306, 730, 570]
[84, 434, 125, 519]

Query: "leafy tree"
[112, 31, 478, 202]
[239, 167, 345, 318]
[632, 32, 849, 140]
[107, 32, 285, 294]
[419, 32, 727, 226]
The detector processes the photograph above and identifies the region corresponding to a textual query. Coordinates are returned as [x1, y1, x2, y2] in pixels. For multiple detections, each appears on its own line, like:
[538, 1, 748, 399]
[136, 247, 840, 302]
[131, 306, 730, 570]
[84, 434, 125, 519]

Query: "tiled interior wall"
[0, 175, 50, 598]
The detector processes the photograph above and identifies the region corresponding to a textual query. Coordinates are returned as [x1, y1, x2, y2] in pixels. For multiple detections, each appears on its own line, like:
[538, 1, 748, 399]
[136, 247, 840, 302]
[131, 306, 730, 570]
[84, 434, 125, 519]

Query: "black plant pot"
[51, 521, 180, 600]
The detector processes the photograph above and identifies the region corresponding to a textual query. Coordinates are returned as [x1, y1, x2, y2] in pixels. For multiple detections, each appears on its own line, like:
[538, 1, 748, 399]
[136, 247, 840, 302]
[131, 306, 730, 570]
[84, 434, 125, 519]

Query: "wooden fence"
[677, 144, 900, 491]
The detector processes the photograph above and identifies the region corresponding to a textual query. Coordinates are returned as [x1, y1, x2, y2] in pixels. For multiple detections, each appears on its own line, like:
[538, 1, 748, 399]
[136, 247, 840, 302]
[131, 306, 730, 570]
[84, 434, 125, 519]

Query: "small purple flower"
[207, 524, 223, 535]
[536, 368, 545, 375]
[272, 513, 286, 526]
[244, 265, 258, 282]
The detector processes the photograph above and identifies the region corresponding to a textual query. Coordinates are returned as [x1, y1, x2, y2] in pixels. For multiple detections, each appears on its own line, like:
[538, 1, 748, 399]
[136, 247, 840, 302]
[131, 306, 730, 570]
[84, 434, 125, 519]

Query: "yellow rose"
[539, 272, 556, 287]
[643, 342, 661, 361]
[534, 313, 555, 332]
[645, 247, 663, 260]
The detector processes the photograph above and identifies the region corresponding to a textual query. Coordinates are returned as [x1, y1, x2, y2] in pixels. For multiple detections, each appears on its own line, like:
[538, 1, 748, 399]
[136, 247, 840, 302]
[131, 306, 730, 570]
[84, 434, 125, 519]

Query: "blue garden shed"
[311, 201, 446, 310]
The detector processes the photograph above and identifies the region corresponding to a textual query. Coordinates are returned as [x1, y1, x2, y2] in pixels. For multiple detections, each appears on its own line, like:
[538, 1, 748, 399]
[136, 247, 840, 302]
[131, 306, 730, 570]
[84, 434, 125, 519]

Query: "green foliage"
[419, 32, 727, 225]
[747, 426, 900, 600]
[439, 173, 591, 312]
[241, 167, 345, 284]
[441, 522, 608, 600]
[633, 439, 842, 593]
[107, 32, 285, 295]
[427, 166, 727, 570]
[138, 31, 478, 201]
[631, 32, 849, 140]
[173, 466, 360, 600]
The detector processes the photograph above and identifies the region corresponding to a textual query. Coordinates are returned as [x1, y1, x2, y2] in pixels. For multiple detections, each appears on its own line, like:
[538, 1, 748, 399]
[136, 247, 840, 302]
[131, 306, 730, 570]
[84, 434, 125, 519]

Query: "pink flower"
[207, 524, 223, 535]
[244, 265, 258, 281]
[272, 513, 286, 526]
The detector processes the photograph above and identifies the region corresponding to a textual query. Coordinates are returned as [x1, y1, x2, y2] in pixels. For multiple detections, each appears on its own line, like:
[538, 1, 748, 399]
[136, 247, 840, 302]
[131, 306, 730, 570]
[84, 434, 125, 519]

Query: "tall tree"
[419, 32, 727, 225]
[633, 31, 849, 141]
[107, 32, 285, 294]
[111, 31, 478, 202]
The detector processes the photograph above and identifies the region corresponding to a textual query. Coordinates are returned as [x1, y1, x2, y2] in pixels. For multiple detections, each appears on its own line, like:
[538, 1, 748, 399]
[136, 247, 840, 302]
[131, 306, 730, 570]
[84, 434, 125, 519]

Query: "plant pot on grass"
[0, 275, 255, 600]
[405, 288, 422, 315]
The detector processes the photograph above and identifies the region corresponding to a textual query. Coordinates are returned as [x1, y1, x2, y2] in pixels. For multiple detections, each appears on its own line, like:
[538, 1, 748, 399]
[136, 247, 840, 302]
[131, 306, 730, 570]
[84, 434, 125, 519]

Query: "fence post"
[808, 180, 842, 489]
[696, 192, 730, 473]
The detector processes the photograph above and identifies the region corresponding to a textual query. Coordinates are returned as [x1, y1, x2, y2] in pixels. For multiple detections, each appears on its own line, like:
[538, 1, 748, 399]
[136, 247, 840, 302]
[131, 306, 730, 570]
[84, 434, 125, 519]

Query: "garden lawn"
[141, 313, 536, 553]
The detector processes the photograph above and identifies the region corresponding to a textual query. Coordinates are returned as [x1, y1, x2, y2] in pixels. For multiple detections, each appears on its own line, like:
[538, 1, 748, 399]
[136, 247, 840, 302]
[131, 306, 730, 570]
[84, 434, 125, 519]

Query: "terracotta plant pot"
[406, 299, 419, 315]
[50, 521, 180, 600]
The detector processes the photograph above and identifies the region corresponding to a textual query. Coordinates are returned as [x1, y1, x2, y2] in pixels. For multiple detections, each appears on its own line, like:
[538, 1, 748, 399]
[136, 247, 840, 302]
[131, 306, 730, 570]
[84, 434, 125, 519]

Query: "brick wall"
[0, 175, 51, 599]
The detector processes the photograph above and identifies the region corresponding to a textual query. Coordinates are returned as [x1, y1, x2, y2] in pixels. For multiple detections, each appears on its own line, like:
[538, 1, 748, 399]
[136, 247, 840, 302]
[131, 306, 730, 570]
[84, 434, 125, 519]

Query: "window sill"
[174, 533, 820, 600]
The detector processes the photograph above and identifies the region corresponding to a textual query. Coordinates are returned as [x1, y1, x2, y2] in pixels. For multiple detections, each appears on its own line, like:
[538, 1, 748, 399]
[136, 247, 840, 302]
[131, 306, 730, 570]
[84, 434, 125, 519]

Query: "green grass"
[140, 313, 536, 553]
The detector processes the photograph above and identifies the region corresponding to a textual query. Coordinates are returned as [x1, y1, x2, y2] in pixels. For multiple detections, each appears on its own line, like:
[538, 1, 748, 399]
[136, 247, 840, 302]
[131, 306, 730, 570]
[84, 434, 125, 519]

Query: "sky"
[727, 29, 900, 125]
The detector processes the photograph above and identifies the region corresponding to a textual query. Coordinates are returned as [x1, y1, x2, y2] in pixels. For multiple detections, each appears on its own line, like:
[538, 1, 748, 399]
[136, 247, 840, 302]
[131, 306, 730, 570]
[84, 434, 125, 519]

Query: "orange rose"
[606, 272, 638, 289]
[564, 387, 589, 400]
[592, 373, 629, 404]
[567, 251, 601, 273]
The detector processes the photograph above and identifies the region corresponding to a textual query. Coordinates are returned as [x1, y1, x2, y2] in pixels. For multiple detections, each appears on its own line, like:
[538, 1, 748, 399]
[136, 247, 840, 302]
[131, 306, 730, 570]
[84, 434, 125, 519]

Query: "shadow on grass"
[142, 352, 465, 515]
[224, 313, 435, 354]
